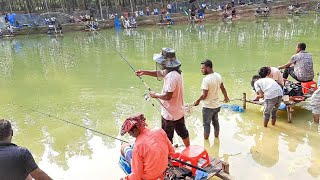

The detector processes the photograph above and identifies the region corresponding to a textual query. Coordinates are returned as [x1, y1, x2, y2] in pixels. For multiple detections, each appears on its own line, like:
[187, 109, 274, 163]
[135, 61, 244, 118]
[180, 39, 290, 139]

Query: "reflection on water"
[0, 15, 320, 179]
[250, 128, 279, 167]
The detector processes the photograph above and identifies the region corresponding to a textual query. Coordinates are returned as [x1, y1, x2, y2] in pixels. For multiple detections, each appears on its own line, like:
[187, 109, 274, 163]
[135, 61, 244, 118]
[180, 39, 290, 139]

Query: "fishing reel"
[143, 93, 157, 108]
[144, 93, 151, 101]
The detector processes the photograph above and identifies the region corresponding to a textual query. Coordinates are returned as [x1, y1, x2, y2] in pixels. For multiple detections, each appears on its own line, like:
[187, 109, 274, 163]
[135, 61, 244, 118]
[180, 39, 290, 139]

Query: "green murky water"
[0, 15, 320, 179]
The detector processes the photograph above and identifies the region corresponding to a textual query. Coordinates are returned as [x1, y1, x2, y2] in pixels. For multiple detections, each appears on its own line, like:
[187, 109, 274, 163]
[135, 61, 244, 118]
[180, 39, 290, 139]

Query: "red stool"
[179, 145, 211, 175]
[301, 81, 318, 94]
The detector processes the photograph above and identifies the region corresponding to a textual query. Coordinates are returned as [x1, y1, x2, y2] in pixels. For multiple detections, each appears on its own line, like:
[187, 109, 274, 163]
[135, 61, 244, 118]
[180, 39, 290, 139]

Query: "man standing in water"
[193, 59, 230, 139]
[251, 74, 283, 127]
[0, 119, 52, 180]
[278, 43, 314, 82]
[136, 48, 190, 147]
[259, 66, 284, 87]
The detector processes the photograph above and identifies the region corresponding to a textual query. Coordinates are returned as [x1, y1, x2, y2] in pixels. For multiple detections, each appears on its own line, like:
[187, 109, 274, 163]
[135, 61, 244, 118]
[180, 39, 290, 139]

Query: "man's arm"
[150, 91, 173, 100]
[136, 70, 164, 77]
[253, 90, 264, 101]
[29, 168, 52, 180]
[220, 83, 230, 103]
[23, 149, 52, 180]
[278, 60, 293, 69]
[193, 89, 208, 106]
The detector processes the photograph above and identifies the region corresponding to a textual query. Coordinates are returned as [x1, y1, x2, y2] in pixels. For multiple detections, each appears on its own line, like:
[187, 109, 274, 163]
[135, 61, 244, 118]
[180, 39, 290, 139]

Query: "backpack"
[283, 81, 303, 96]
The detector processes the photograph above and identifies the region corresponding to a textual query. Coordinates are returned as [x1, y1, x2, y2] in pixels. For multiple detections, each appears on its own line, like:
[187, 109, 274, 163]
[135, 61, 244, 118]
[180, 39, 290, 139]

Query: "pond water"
[0, 15, 320, 180]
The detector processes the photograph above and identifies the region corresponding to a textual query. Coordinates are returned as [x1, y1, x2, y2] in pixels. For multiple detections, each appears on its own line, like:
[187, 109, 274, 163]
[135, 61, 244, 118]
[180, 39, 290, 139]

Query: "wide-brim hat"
[153, 48, 181, 68]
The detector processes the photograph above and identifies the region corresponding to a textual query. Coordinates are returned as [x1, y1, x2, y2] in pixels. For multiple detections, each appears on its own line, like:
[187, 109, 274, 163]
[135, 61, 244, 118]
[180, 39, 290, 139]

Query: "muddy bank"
[5, 0, 317, 36]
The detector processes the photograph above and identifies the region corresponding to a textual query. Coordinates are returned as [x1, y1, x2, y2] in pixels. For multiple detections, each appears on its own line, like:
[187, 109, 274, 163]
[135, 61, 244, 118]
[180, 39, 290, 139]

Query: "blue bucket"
[119, 156, 131, 175]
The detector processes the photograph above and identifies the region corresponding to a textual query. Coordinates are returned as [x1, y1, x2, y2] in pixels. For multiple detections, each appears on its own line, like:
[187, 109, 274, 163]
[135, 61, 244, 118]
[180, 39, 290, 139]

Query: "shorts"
[123, 145, 133, 165]
[161, 116, 189, 143]
[202, 107, 220, 134]
[263, 96, 282, 121]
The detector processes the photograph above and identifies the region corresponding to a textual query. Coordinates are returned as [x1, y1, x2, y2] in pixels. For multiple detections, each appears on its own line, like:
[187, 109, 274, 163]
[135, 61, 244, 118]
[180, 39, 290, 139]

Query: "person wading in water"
[136, 48, 190, 147]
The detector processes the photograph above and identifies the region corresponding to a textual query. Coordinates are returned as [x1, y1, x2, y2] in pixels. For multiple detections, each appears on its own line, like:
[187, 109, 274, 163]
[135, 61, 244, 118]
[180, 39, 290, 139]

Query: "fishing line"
[19, 104, 221, 174]
[21, 103, 228, 175]
[25, 12, 173, 119]
[19, 105, 129, 143]
[223, 69, 258, 74]
[185, 98, 244, 114]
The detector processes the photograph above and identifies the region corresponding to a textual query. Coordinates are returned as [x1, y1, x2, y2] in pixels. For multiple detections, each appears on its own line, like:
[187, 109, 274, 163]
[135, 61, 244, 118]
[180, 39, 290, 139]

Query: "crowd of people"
[118, 43, 319, 178]
[1, 42, 318, 179]
[119, 47, 232, 179]
[1, 1, 320, 179]
[250, 43, 318, 127]
[45, 17, 63, 35]
[122, 16, 137, 29]
[85, 21, 99, 31]
[1, 29, 319, 179]
[255, 6, 270, 17]
[0, 15, 15, 37]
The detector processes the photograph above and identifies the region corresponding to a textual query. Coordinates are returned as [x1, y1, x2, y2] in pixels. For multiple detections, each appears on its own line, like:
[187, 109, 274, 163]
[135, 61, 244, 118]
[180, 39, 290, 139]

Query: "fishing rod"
[21, 104, 225, 175]
[21, 105, 218, 173]
[40, 12, 173, 119]
[19, 105, 129, 143]
[185, 98, 244, 113]
[169, 157, 208, 172]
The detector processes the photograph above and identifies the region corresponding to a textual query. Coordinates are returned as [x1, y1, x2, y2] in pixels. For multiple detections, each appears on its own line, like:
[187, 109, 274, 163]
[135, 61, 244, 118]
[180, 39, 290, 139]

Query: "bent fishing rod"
[50, 13, 173, 119]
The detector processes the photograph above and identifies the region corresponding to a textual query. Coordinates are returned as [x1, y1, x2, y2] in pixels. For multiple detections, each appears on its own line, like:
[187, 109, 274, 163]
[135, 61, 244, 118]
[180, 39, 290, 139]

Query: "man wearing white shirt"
[251, 74, 283, 127]
[193, 59, 230, 139]
[259, 66, 284, 87]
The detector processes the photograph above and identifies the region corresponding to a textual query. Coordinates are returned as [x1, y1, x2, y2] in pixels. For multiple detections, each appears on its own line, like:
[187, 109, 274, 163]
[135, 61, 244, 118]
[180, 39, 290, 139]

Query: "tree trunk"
[98, 0, 103, 20]
[83, 0, 88, 10]
[45, 0, 49, 12]
[25, 0, 33, 13]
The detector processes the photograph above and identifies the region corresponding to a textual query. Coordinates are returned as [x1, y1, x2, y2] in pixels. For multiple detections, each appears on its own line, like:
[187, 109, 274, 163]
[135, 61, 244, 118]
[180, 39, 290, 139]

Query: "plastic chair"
[179, 145, 211, 175]
[301, 81, 318, 94]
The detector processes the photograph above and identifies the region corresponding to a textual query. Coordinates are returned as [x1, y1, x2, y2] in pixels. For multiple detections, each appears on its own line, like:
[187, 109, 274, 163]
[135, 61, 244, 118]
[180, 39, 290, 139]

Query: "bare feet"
[214, 131, 219, 138]
[204, 133, 209, 140]
[264, 120, 268, 127]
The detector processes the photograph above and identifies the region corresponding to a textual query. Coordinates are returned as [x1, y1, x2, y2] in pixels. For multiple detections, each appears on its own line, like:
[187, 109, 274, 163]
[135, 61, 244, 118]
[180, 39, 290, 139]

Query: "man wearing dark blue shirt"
[0, 119, 52, 180]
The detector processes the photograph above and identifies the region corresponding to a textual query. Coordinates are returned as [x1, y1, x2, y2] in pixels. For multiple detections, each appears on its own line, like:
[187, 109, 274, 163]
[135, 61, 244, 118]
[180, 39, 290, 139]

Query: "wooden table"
[241, 93, 301, 123]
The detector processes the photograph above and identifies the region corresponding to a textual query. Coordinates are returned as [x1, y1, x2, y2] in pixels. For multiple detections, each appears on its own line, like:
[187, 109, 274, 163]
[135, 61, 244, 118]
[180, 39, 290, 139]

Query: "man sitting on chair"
[278, 42, 314, 83]
[120, 114, 174, 180]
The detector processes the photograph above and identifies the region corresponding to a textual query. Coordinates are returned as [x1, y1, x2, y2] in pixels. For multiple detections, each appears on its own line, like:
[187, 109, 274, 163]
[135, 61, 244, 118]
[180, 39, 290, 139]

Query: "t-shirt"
[126, 128, 174, 180]
[270, 67, 284, 86]
[0, 143, 38, 179]
[254, 78, 283, 99]
[161, 71, 184, 120]
[290, 51, 314, 82]
[201, 72, 223, 109]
